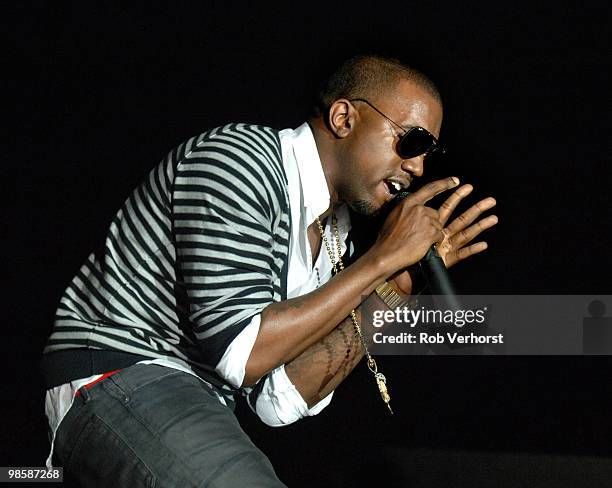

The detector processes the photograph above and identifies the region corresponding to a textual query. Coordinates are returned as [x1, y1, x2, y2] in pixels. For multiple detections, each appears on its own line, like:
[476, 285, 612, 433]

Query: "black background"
[4, 1, 612, 486]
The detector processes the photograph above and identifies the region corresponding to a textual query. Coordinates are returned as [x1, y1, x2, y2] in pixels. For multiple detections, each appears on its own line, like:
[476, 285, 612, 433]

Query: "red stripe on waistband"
[75, 368, 123, 397]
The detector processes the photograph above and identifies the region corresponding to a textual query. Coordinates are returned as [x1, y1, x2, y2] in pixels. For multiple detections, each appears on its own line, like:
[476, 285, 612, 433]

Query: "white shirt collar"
[290, 122, 331, 221]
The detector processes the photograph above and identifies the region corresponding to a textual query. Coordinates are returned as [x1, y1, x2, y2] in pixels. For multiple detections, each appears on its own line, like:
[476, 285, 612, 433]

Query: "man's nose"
[401, 154, 425, 177]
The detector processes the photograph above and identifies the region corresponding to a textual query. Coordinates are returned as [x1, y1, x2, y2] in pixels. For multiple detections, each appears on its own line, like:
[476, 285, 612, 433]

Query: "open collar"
[291, 122, 331, 221]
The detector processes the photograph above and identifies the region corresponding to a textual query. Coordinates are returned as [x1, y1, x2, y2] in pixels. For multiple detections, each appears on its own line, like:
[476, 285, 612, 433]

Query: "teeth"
[391, 181, 401, 192]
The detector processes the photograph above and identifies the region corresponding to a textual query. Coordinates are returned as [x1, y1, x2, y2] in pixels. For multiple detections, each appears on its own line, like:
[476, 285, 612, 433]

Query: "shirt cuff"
[252, 364, 334, 427]
[215, 314, 261, 388]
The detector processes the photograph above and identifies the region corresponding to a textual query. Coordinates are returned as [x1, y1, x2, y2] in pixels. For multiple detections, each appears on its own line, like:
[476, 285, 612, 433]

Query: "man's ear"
[327, 99, 357, 139]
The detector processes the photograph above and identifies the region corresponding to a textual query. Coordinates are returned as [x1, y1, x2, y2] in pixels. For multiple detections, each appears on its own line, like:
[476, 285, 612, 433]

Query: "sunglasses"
[349, 98, 445, 160]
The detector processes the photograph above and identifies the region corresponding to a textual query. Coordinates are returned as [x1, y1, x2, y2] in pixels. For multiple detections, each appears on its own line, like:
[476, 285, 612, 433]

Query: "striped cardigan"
[42, 123, 291, 406]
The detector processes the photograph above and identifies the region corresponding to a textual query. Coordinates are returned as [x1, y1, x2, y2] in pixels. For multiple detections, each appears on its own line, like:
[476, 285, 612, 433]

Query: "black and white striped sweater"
[41, 123, 291, 406]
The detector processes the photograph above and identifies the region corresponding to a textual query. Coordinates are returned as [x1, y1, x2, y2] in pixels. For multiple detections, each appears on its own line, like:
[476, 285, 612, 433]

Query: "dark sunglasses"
[349, 98, 446, 160]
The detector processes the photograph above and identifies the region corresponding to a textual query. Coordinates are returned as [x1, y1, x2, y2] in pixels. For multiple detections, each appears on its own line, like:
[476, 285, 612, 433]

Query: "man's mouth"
[383, 179, 408, 196]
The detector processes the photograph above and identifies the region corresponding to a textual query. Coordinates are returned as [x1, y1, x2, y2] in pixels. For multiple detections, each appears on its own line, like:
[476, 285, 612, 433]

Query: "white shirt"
[45, 122, 351, 466]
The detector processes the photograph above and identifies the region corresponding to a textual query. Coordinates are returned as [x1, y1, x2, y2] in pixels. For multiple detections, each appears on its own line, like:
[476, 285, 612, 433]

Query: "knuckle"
[475, 201, 487, 212]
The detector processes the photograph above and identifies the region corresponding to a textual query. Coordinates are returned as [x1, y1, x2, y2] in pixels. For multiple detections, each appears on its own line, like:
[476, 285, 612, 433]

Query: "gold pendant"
[375, 373, 393, 414]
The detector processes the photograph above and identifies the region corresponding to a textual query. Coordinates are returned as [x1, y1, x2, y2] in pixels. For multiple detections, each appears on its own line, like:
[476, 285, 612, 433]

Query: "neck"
[317, 206, 334, 222]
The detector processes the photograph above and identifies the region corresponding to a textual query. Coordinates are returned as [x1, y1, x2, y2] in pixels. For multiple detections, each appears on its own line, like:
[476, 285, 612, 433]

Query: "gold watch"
[375, 281, 404, 309]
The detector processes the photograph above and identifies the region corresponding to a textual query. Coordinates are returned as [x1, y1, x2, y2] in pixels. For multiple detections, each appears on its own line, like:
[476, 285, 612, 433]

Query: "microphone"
[391, 191, 462, 311]
[420, 246, 462, 311]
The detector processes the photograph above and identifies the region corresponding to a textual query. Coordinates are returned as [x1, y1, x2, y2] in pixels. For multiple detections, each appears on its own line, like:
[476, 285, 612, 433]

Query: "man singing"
[42, 55, 497, 486]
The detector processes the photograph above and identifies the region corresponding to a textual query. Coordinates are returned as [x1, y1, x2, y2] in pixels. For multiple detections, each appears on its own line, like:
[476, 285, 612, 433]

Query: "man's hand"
[385, 180, 497, 293]
[435, 184, 498, 268]
[372, 177, 460, 273]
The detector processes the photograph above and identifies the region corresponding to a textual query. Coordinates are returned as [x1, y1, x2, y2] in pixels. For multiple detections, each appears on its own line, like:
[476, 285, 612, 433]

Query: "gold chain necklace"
[315, 214, 393, 414]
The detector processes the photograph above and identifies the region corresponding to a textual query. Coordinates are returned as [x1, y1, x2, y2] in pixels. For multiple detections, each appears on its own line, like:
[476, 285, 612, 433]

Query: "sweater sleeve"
[172, 124, 287, 368]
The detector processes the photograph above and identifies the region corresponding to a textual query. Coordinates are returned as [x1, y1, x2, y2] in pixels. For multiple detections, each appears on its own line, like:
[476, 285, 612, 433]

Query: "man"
[42, 55, 497, 486]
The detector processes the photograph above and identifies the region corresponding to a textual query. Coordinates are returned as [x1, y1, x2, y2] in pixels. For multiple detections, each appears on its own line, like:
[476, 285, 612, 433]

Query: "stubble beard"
[349, 198, 381, 217]
[339, 177, 383, 217]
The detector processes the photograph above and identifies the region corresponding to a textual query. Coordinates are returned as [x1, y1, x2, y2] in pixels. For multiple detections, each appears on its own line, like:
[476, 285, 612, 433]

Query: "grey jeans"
[52, 363, 287, 487]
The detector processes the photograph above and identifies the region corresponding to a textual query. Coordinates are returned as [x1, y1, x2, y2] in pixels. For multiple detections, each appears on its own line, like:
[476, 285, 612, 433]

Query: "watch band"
[375, 281, 404, 309]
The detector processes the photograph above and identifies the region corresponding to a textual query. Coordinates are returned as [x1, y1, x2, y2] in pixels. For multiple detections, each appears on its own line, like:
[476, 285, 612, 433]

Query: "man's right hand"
[370, 176, 460, 274]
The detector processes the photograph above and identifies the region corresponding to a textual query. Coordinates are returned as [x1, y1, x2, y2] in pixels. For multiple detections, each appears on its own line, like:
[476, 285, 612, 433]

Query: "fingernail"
[451, 177, 459, 185]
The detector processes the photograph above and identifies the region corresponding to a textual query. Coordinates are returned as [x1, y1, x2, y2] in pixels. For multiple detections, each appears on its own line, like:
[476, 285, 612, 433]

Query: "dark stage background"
[5, 2, 612, 486]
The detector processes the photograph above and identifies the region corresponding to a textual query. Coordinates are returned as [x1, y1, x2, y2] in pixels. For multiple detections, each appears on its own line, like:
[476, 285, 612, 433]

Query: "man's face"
[337, 80, 443, 215]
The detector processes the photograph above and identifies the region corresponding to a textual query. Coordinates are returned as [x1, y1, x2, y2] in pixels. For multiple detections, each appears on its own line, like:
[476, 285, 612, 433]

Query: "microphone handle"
[385, 190, 462, 311]
[420, 246, 462, 311]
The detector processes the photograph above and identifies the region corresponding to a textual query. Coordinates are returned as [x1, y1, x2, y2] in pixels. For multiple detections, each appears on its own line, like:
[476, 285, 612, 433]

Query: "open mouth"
[384, 179, 403, 196]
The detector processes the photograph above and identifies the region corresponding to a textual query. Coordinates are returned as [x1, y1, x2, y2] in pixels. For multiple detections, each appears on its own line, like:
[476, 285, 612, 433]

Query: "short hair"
[312, 54, 441, 118]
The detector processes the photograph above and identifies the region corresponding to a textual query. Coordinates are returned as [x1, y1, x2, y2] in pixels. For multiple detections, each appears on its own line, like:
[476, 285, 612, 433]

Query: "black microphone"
[391, 191, 462, 311]
[420, 246, 462, 311]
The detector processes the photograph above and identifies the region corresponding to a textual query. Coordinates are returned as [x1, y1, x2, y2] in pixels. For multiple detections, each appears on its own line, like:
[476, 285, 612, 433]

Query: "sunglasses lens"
[398, 127, 437, 159]
[424, 145, 446, 164]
